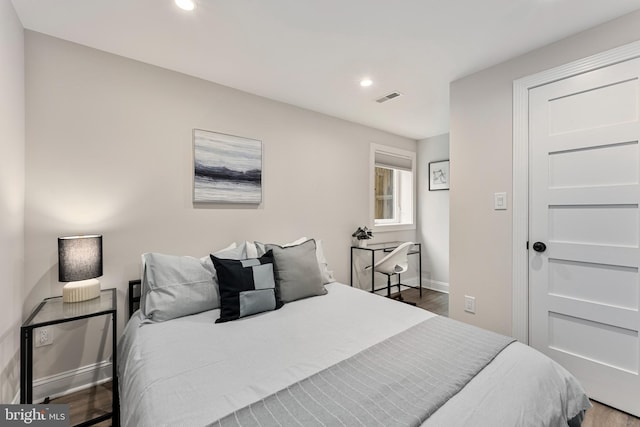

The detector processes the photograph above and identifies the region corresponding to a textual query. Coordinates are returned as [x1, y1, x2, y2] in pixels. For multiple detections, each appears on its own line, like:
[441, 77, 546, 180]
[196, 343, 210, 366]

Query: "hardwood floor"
[49, 381, 113, 427]
[396, 287, 640, 427]
[393, 287, 449, 316]
[54, 287, 639, 427]
[582, 400, 640, 427]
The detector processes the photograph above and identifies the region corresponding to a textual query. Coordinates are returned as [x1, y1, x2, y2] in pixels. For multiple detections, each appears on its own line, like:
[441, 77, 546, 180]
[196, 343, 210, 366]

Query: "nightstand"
[20, 288, 119, 427]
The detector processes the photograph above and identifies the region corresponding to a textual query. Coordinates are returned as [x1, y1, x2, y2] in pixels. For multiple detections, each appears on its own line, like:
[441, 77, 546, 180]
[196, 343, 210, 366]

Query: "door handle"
[532, 242, 547, 253]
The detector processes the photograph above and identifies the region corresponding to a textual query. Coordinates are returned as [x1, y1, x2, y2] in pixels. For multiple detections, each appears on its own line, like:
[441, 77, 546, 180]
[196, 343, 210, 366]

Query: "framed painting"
[428, 160, 449, 191]
[193, 129, 262, 203]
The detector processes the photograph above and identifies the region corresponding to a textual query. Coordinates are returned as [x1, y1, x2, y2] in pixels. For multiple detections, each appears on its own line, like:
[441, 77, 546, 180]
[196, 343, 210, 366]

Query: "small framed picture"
[428, 160, 449, 191]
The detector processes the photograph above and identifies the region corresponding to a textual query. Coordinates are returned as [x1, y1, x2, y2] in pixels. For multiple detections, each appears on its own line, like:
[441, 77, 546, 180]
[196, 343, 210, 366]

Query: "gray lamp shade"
[58, 235, 103, 282]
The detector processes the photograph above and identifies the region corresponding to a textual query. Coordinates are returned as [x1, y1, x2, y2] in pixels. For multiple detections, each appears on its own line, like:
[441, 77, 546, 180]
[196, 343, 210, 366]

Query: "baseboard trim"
[422, 278, 449, 294]
[371, 275, 418, 296]
[32, 360, 112, 403]
[371, 276, 449, 295]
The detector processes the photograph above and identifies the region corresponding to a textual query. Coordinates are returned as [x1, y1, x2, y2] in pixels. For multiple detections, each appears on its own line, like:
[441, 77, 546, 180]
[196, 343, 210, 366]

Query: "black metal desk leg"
[350, 248, 353, 287]
[371, 251, 375, 293]
[112, 312, 120, 427]
[419, 244, 423, 297]
[20, 327, 33, 403]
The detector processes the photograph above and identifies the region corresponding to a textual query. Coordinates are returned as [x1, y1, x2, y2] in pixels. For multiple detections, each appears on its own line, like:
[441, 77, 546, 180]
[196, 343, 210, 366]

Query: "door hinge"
[526, 241, 529, 250]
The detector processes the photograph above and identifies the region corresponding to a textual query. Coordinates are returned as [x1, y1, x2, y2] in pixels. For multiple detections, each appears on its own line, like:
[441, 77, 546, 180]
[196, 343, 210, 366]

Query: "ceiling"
[12, 0, 640, 140]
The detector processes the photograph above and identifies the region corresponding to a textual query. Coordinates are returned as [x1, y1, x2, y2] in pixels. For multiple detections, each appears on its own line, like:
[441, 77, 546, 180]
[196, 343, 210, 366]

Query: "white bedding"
[118, 282, 589, 427]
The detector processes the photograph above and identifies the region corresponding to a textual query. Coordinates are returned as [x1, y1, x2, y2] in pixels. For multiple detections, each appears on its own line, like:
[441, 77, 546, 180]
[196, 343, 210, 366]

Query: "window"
[375, 167, 395, 221]
[370, 144, 416, 231]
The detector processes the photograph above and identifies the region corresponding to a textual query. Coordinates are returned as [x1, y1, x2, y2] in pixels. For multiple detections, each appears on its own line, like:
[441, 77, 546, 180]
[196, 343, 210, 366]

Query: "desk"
[20, 288, 119, 427]
[350, 241, 422, 297]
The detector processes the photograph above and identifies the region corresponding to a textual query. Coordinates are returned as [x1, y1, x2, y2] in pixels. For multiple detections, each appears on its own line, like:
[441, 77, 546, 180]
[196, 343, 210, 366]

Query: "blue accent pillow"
[211, 251, 282, 323]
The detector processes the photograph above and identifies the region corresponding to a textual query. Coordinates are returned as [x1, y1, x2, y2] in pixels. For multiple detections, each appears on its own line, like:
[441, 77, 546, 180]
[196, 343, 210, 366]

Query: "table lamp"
[58, 235, 103, 303]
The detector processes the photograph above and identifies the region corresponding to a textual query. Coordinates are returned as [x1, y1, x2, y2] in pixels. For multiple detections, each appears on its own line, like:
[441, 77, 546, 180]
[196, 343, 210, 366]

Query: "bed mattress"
[118, 282, 589, 426]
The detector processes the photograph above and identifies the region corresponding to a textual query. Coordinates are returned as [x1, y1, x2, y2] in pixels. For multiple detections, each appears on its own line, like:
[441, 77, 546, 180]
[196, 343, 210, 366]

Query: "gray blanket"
[209, 316, 515, 427]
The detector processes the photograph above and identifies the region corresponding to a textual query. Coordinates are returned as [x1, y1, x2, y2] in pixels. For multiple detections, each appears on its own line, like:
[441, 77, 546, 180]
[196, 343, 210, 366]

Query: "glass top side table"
[20, 288, 119, 427]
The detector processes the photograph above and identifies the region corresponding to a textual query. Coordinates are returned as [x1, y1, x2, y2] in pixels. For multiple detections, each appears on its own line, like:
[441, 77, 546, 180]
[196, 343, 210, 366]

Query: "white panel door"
[529, 57, 640, 416]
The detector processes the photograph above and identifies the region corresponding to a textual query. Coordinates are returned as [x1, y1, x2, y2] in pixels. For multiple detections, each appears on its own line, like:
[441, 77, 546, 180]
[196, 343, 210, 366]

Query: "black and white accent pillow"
[211, 251, 282, 323]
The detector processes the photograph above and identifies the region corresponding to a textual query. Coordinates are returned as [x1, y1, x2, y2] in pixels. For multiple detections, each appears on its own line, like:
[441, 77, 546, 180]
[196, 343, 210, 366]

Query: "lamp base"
[63, 279, 101, 303]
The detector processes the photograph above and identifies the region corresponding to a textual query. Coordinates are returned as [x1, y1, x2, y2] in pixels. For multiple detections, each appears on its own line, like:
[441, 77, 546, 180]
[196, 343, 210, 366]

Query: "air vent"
[376, 92, 402, 103]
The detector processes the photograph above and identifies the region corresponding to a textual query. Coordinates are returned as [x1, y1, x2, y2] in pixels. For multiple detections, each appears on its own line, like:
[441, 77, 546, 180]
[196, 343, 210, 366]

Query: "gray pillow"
[266, 239, 327, 303]
[141, 253, 218, 322]
[140, 244, 248, 322]
[254, 238, 334, 284]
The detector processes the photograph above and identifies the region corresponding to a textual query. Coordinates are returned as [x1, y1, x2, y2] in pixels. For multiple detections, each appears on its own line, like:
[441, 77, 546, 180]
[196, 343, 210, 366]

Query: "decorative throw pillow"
[253, 237, 335, 285]
[211, 251, 283, 323]
[265, 239, 327, 303]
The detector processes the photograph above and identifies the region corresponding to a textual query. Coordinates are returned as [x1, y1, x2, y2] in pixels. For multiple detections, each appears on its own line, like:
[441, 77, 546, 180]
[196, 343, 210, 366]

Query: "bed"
[118, 240, 591, 427]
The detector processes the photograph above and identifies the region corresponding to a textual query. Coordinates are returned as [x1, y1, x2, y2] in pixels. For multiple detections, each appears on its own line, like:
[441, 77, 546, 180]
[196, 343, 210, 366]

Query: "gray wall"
[24, 31, 416, 380]
[450, 10, 640, 335]
[417, 133, 449, 291]
[0, 0, 25, 404]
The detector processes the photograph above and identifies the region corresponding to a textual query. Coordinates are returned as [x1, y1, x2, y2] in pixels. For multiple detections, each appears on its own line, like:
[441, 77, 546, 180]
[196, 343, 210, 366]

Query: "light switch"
[494, 192, 507, 210]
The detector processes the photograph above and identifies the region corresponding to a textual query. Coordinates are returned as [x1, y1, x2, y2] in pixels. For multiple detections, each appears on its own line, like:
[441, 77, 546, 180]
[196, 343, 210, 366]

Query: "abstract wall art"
[193, 129, 262, 203]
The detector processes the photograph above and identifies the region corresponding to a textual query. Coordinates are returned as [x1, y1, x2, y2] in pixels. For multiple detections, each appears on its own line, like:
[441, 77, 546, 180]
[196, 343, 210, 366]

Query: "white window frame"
[370, 143, 416, 232]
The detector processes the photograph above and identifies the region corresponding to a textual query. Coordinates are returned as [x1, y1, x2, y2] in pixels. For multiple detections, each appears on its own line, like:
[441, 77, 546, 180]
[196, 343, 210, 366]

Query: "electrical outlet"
[35, 328, 54, 347]
[464, 295, 476, 314]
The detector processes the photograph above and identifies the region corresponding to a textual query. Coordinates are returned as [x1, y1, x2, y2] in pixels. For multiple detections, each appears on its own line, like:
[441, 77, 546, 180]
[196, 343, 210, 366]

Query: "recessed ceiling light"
[360, 78, 373, 87]
[175, 0, 195, 11]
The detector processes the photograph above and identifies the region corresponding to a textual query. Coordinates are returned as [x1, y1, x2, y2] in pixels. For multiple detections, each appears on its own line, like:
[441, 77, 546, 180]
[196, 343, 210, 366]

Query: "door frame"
[512, 40, 640, 344]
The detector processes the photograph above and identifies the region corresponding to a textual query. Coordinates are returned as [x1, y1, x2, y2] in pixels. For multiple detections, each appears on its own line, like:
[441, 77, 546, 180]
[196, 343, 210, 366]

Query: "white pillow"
[201, 242, 237, 273]
[315, 239, 335, 284]
[245, 240, 258, 259]
[213, 241, 247, 260]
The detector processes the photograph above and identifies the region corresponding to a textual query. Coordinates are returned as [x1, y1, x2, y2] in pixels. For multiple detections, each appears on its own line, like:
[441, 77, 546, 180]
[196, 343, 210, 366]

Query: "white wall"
[417, 134, 449, 292]
[0, 0, 25, 404]
[449, 10, 640, 335]
[24, 31, 416, 381]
